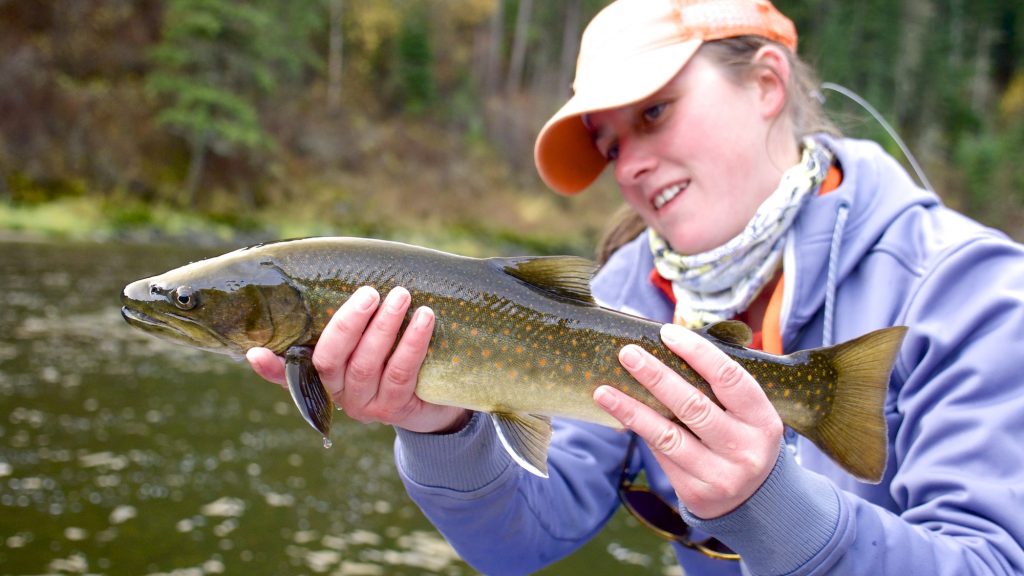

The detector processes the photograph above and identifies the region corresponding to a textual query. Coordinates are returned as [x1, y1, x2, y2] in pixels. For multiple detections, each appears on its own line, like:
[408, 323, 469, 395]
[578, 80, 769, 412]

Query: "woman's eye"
[604, 143, 620, 162]
[172, 287, 198, 310]
[641, 102, 667, 124]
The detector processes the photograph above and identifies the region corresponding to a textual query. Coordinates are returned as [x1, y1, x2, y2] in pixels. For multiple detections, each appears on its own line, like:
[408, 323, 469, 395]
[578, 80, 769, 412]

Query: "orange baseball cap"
[534, 0, 797, 195]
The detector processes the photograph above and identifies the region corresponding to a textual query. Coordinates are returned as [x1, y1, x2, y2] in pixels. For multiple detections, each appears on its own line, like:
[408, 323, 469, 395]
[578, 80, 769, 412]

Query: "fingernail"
[661, 323, 685, 345]
[412, 306, 434, 329]
[619, 346, 643, 370]
[354, 287, 378, 311]
[386, 288, 410, 313]
[594, 386, 618, 410]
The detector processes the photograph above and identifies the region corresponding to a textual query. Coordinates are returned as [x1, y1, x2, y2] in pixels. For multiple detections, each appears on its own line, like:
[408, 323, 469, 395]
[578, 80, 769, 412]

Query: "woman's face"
[587, 51, 797, 255]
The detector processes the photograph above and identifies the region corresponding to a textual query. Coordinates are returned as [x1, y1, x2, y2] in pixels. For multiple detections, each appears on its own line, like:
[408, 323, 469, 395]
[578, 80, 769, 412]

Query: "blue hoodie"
[393, 136, 1024, 575]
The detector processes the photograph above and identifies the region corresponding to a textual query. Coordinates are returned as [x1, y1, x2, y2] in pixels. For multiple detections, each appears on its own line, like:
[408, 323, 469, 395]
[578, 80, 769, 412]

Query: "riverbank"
[0, 177, 624, 257]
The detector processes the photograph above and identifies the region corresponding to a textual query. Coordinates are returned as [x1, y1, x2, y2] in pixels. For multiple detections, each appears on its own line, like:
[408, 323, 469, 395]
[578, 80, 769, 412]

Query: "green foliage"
[395, 6, 437, 114]
[145, 0, 324, 203]
[147, 0, 270, 149]
[956, 117, 1024, 223]
[5, 172, 87, 205]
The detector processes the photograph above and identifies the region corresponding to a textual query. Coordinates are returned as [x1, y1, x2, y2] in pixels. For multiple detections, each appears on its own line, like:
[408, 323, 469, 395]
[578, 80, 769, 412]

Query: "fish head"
[121, 250, 310, 356]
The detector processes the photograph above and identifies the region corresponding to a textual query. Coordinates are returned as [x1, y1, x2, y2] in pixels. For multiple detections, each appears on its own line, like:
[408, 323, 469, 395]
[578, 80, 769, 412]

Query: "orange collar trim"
[763, 161, 843, 353]
[649, 161, 843, 353]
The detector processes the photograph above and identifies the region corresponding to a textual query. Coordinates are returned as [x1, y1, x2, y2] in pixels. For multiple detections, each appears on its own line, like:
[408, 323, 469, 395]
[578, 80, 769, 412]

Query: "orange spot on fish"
[452, 356, 461, 365]
[482, 349, 492, 358]
[539, 359, 547, 367]
[470, 328, 479, 337]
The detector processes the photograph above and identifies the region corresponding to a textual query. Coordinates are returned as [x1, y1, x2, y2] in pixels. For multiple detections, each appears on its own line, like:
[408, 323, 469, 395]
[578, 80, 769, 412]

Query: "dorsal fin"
[490, 256, 598, 305]
[699, 320, 754, 347]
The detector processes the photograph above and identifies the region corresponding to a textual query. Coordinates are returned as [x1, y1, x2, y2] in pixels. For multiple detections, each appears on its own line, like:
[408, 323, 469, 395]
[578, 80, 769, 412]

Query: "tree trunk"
[183, 134, 208, 209]
[505, 0, 533, 95]
[558, 0, 582, 98]
[480, 0, 505, 97]
[327, 0, 344, 111]
[895, 0, 931, 127]
[970, 25, 997, 115]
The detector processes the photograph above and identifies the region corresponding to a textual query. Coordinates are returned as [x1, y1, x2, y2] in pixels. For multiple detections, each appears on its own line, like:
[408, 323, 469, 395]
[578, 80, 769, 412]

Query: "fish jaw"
[119, 254, 311, 357]
[120, 277, 242, 355]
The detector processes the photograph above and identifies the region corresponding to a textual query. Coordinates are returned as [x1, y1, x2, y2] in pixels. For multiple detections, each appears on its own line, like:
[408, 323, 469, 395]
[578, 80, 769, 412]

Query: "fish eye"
[171, 287, 198, 310]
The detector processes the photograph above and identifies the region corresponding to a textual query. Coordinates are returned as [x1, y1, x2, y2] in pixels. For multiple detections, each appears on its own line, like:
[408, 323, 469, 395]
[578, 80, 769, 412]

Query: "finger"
[312, 286, 381, 397]
[246, 347, 286, 388]
[374, 306, 434, 411]
[343, 287, 412, 409]
[618, 343, 725, 441]
[593, 384, 709, 469]
[660, 323, 775, 427]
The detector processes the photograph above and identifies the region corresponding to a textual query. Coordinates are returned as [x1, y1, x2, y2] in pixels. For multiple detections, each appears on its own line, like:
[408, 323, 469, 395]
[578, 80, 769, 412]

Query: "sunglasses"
[617, 433, 740, 561]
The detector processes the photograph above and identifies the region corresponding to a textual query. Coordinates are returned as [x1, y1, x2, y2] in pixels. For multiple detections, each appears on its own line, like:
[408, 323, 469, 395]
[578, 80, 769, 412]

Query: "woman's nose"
[614, 140, 658, 186]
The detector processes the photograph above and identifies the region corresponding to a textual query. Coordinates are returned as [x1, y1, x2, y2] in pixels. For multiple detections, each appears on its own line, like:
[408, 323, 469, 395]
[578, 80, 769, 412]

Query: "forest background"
[1, 0, 1023, 256]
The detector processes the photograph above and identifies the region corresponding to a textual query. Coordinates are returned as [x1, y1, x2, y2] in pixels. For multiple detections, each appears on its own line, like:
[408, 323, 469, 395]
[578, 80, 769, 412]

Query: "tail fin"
[800, 326, 907, 483]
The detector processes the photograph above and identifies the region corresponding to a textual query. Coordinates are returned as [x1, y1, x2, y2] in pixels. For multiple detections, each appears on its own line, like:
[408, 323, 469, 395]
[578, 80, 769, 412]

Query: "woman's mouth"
[652, 181, 688, 210]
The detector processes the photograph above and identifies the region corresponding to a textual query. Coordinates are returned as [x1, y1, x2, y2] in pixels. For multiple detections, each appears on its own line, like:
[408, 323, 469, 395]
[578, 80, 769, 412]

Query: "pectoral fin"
[285, 345, 334, 448]
[490, 412, 552, 478]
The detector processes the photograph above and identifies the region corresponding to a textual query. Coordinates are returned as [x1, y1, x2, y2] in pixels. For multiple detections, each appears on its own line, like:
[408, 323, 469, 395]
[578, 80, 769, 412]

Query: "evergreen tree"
[146, 0, 321, 207]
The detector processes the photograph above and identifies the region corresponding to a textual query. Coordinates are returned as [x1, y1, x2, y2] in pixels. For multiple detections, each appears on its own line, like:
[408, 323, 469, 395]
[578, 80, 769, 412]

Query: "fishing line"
[817, 82, 935, 194]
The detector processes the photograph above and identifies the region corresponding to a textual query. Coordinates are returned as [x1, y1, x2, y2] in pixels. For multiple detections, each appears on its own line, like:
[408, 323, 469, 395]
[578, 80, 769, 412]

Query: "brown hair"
[595, 36, 838, 264]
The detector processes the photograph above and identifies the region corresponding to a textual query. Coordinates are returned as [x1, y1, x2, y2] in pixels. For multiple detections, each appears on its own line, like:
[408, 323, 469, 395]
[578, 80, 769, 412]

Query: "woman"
[248, 0, 1024, 573]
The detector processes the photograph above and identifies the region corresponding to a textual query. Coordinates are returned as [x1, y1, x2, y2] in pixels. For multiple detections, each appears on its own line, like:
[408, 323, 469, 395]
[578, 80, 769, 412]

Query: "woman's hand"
[594, 323, 783, 519]
[247, 286, 471, 434]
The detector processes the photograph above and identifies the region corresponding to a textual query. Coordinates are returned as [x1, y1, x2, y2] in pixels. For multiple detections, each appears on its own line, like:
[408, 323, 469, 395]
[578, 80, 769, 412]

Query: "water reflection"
[0, 239, 673, 575]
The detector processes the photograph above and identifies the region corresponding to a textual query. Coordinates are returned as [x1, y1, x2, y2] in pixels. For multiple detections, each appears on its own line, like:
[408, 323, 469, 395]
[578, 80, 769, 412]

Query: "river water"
[0, 239, 679, 575]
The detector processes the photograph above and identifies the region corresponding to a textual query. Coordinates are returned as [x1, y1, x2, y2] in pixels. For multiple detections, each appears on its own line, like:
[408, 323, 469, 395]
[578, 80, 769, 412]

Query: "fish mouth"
[121, 306, 177, 333]
[120, 305, 236, 353]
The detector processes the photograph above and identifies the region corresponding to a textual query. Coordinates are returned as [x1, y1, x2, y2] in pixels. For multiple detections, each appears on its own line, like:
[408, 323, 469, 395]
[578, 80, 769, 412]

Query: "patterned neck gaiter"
[649, 138, 833, 329]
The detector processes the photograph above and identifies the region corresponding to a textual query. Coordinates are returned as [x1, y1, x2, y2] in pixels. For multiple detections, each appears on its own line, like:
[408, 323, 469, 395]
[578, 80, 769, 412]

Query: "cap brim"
[535, 39, 702, 195]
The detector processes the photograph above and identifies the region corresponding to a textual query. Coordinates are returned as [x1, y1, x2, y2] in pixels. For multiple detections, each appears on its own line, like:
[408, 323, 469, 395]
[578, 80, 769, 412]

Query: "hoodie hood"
[782, 134, 941, 348]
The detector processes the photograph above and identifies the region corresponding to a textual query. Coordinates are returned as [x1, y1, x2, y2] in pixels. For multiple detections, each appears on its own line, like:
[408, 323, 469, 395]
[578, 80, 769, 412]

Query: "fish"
[120, 236, 906, 482]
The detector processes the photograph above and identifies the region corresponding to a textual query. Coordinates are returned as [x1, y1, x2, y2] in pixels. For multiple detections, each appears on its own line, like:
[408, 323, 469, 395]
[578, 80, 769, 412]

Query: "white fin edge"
[490, 413, 551, 478]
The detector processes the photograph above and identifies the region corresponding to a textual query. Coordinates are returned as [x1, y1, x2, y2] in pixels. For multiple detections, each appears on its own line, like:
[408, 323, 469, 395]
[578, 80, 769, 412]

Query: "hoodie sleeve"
[394, 416, 628, 575]
[682, 234, 1024, 575]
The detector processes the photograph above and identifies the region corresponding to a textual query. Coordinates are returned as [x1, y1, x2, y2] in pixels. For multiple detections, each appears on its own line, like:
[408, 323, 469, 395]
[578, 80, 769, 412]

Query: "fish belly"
[415, 355, 620, 428]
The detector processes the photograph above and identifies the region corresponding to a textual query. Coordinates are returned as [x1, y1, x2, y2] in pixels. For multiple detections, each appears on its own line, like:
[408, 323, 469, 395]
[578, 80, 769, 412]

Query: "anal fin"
[285, 345, 334, 448]
[490, 412, 552, 478]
